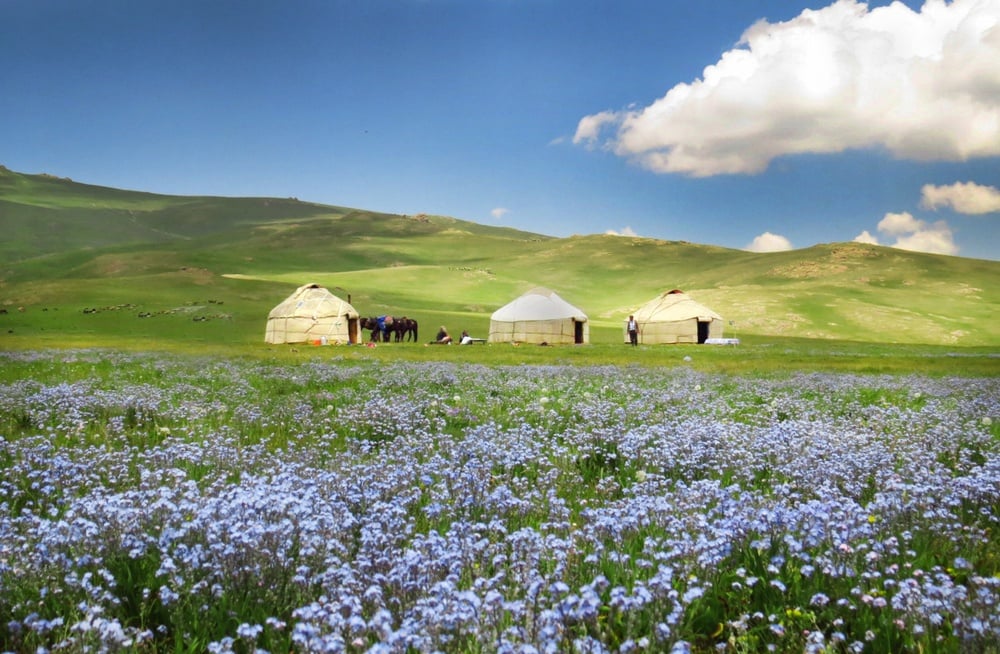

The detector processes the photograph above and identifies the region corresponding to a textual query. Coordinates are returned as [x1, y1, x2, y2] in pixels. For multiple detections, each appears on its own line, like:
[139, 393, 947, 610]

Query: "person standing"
[627, 315, 639, 346]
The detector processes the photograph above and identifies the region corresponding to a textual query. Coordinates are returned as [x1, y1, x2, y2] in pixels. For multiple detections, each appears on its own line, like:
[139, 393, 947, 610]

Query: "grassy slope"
[1, 167, 998, 350]
[0, 165, 340, 261]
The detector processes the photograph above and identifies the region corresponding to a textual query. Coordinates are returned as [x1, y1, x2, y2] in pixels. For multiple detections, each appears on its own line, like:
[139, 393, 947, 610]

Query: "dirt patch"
[830, 244, 881, 261]
[955, 284, 982, 296]
[179, 267, 214, 281]
[771, 244, 883, 279]
[769, 261, 848, 279]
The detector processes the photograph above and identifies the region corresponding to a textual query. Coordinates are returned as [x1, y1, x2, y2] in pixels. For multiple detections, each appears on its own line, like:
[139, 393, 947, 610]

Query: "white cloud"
[576, 0, 1000, 176]
[920, 181, 1000, 214]
[573, 111, 618, 149]
[605, 226, 639, 237]
[853, 229, 879, 245]
[490, 207, 509, 220]
[870, 211, 959, 255]
[746, 231, 793, 252]
[891, 224, 958, 255]
[877, 211, 924, 236]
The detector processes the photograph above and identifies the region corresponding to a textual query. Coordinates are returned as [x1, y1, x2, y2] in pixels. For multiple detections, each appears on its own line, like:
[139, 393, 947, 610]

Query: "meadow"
[1, 348, 998, 653]
[3, 166, 999, 652]
[3, 166, 1000, 349]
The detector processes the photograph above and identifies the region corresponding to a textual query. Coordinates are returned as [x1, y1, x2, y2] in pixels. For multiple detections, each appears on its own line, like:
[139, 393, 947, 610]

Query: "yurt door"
[697, 321, 710, 344]
[574, 320, 584, 344]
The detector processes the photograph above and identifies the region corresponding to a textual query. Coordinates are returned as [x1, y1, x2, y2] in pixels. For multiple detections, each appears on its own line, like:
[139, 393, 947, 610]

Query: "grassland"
[1, 349, 998, 652]
[1, 166, 999, 362]
[1, 167, 999, 652]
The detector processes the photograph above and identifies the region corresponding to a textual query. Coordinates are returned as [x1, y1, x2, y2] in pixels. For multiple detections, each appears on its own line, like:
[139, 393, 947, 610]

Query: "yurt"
[489, 287, 589, 344]
[265, 283, 361, 345]
[625, 289, 723, 344]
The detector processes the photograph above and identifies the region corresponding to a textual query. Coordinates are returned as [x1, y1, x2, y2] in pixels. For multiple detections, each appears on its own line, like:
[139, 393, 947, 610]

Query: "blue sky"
[3, 0, 998, 260]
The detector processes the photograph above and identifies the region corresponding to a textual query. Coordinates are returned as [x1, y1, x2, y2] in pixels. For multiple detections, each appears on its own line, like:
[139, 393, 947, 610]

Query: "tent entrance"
[574, 320, 584, 344]
[697, 321, 710, 344]
[348, 318, 359, 344]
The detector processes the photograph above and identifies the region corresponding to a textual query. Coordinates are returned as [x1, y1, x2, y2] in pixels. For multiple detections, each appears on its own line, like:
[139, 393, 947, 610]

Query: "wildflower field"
[1, 349, 998, 653]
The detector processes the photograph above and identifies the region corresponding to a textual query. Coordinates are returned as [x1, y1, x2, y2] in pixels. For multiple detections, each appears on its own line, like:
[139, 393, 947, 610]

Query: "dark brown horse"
[360, 316, 392, 342]
[392, 317, 419, 342]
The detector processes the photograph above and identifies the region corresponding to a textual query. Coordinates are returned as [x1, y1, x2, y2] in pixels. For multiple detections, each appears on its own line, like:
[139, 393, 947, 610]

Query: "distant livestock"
[360, 316, 418, 343]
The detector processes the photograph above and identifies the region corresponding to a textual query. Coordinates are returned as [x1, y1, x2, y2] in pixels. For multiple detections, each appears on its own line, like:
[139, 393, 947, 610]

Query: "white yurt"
[625, 289, 723, 344]
[488, 287, 589, 344]
[265, 283, 361, 345]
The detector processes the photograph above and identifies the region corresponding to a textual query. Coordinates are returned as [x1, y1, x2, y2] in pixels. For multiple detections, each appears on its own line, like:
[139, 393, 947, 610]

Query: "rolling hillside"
[1, 166, 998, 348]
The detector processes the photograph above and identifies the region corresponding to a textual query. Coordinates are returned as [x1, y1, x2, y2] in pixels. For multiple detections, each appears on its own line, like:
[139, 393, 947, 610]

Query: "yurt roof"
[633, 290, 721, 322]
[268, 283, 359, 319]
[491, 287, 588, 322]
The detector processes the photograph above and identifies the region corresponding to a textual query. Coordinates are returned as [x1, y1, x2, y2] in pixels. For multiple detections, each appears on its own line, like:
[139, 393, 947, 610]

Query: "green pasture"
[2, 166, 999, 356]
[3, 309, 997, 376]
[1, 265, 996, 375]
[0, 347, 997, 652]
[1, 168, 999, 651]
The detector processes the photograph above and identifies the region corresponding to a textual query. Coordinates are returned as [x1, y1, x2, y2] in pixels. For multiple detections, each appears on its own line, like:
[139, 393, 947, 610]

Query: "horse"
[360, 316, 392, 343]
[392, 317, 419, 342]
[359, 317, 377, 342]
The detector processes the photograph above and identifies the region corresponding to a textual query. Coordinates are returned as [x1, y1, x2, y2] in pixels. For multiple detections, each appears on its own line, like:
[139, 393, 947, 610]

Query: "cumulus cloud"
[891, 225, 959, 255]
[920, 181, 1000, 214]
[746, 232, 793, 252]
[491, 207, 509, 220]
[853, 229, 879, 245]
[605, 226, 639, 237]
[878, 211, 925, 236]
[573, 111, 618, 149]
[858, 211, 959, 255]
[575, 0, 1000, 176]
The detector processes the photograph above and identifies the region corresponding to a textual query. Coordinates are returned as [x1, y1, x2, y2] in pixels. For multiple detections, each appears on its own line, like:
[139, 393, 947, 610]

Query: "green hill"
[1, 166, 997, 348]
